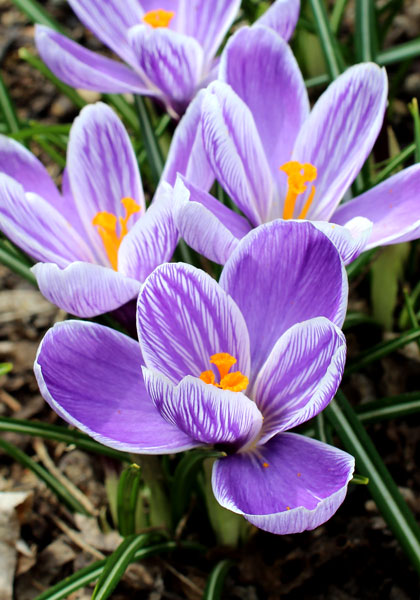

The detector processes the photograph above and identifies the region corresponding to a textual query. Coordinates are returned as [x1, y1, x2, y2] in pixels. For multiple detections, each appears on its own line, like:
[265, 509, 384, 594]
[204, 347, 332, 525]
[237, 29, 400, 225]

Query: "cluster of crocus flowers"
[35, 221, 355, 534]
[0, 97, 213, 317]
[174, 25, 420, 265]
[35, 0, 300, 118]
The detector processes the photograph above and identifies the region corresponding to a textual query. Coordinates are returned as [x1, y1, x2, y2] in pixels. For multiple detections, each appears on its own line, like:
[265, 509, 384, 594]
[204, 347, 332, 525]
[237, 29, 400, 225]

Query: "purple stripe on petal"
[35, 320, 196, 454]
[0, 175, 93, 266]
[201, 82, 273, 225]
[35, 26, 149, 95]
[162, 90, 214, 191]
[291, 63, 388, 221]
[332, 165, 420, 249]
[220, 220, 348, 378]
[311, 218, 372, 265]
[212, 432, 355, 534]
[221, 26, 308, 204]
[128, 25, 204, 114]
[252, 318, 346, 442]
[255, 0, 300, 41]
[143, 368, 262, 450]
[67, 102, 144, 265]
[32, 261, 140, 318]
[118, 183, 178, 281]
[137, 262, 251, 383]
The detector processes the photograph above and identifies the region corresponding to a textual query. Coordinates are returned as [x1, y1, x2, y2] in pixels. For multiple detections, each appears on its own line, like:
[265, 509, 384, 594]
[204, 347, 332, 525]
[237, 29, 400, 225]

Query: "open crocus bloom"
[34, 0, 300, 118]
[0, 99, 212, 317]
[175, 25, 420, 265]
[35, 220, 355, 534]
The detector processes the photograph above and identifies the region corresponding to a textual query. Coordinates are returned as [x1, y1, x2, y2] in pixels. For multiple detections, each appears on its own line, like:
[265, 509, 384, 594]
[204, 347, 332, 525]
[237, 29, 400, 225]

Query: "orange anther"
[262, 462, 269, 468]
[143, 9, 174, 28]
[200, 353, 248, 393]
[279, 160, 317, 220]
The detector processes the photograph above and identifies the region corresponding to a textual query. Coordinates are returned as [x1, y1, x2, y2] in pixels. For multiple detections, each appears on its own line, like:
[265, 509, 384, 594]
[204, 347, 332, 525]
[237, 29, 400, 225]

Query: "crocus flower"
[34, 0, 300, 118]
[35, 220, 355, 534]
[0, 98, 212, 317]
[175, 25, 420, 265]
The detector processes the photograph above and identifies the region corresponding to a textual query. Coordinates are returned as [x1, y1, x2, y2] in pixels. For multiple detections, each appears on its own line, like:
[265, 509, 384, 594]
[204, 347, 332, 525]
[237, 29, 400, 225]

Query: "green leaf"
[370, 243, 410, 330]
[203, 559, 235, 600]
[372, 143, 415, 186]
[346, 248, 379, 281]
[350, 473, 369, 485]
[0, 73, 20, 133]
[308, 0, 345, 79]
[356, 391, 420, 423]
[117, 464, 142, 536]
[0, 362, 13, 376]
[134, 96, 165, 186]
[0, 241, 37, 286]
[329, 0, 348, 35]
[11, 0, 65, 33]
[408, 98, 420, 163]
[377, 38, 420, 66]
[355, 0, 378, 62]
[0, 437, 90, 514]
[325, 392, 420, 574]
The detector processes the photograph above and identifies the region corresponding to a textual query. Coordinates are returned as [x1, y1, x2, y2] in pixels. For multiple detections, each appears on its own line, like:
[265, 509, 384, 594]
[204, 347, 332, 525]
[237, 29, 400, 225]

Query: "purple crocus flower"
[175, 25, 420, 265]
[35, 220, 355, 535]
[34, 0, 300, 118]
[0, 98, 212, 317]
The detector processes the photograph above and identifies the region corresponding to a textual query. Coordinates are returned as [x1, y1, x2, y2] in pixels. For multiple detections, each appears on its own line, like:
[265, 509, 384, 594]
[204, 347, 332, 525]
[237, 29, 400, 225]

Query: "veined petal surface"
[35, 321, 196, 453]
[143, 368, 262, 449]
[212, 433, 355, 534]
[255, 0, 300, 41]
[311, 218, 372, 265]
[137, 263, 251, 383]
[220, 220, 348, 378]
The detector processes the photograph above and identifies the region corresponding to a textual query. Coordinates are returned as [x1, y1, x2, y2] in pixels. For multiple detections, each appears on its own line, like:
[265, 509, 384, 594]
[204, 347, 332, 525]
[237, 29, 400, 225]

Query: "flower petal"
[128, 25, 204, 115]
[173, 177, 250, 264]
[35, 320, 196, 453]
[143, 368, 262, 449]
[137, 262, 251, 383]
[291, 63, 388, 220]
[219, 220, 348, 377]
[221, 26, 308, 207]
[118, 182, 178, 281]
[0, 175, 92, 266]
[252, 318, 346, 442]
[201, 81, 273, 225]
[311, 218, 372, 265]
[212, 432, 355, 534]
[255, 0, 300, 41]
[162, 89, 214, 191]
[179, 0, 241, 60]
[67, 0, 142, 65]
[32, 261, 140, 318]
[0, 134, 60, 205]
[35, 26, 149, 94]
[67, 102, 144, 265]
[332, 165, 420, 248]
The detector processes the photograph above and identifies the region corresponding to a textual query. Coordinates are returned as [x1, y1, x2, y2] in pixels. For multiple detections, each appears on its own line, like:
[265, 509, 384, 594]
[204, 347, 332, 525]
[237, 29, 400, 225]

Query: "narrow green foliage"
[343, 312, 379, 330]
[355, 0, 377, 62]
[117, 464, 142, 536]
[325, 392, 420, 574]
[372, 143, 415, 186]
[134, 96, 165, 186]
[357, 391, 420, 424]
[0, 362, 13, 376]
[329, 0, 348, 35]
[308, 0, 345, 79]
[408, 98, 420, 163]
[0, 437, 90, 514]
[345, 327, 420, 375]
[203, 560, 235, 600]
[92, 534, 157, 600]
[350, 474, 369, 485]
[346, 248, 378, 281]
[10, 123, 71, 140]
[0, 73, 20, 133]
[377, 38, 420, 66]
[103, 94, 139, 132]
[11, 0, 65, 33]
[0, 241, 37, 286]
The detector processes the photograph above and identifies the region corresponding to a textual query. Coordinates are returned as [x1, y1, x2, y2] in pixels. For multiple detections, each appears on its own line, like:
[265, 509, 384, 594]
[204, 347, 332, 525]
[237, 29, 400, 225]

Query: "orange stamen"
[199, 352, 248, 393]
[92, 197, 140, 270]
[143, 9, 175, 28]
[279, 160, 317, 220]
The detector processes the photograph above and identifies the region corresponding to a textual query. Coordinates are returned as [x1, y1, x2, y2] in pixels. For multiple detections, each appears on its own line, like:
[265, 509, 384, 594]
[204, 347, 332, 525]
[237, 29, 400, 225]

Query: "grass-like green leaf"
[308, 0, 345, 79]
[134, 96, 165, 186]
[356, 391, 420, 424]
[203, 559, 235, 600]
[355, 0, 378, 62]
[372, 142, 415, 186]
[11, 0, 65, 33]
[377, 38, 420, 66]
[0, 362, 13, 376]
[408, 98, 420, 163]
[0, 241, 37, 286]
[117, 464, 142, 536]
[0, 73, 20, 133]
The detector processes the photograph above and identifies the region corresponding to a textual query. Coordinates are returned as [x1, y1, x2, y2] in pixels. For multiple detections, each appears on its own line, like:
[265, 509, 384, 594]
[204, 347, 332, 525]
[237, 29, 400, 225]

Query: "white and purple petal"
[32, 261, 140, 318]
[35, 26, 149, 95]
[220, 220, 348, 377]
[212, 433, 355, 534]
[201, 82, 273, 225]
[252, 318, 346, 442]
[332, 165, 420, 248]
[311, 218, 373, 265]
[291, 63, 388, 221]
[35, 320, 196, 453]
[255, 0, 300, 41]
[137, 262, 251, 383]
[143, 368, 262, 449]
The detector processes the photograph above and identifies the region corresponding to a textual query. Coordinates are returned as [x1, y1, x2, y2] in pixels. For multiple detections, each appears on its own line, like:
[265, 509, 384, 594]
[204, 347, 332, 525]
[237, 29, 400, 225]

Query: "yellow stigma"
[92, 197, 140, 270]
[279, 160, 317, 220]
[199, 352, 248, 393]
[143, 9, 175, 28]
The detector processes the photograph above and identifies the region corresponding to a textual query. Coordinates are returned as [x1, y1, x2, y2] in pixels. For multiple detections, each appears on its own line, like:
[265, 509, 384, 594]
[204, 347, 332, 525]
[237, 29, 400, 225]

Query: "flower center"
[279, 160, 317, 220]
[199, 353, 249, 392]
[143, 9, 175, 28]
[92, 197, 140, 270]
